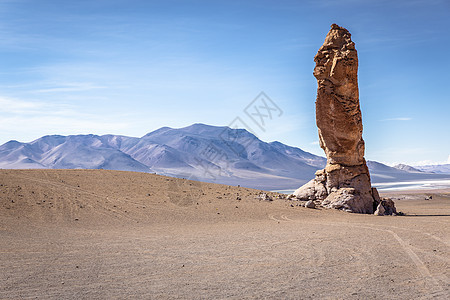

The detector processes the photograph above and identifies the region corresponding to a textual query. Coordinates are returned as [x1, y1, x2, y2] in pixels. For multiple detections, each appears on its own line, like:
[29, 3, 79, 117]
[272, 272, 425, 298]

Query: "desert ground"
[0, 169, 448, 299]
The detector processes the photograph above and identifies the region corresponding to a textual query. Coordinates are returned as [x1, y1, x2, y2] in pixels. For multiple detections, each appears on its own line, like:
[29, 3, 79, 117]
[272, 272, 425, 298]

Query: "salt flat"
[373, 179, 450, 191]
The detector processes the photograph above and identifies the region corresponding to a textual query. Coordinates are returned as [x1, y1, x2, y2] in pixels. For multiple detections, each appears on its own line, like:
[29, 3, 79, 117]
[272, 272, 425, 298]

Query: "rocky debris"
[258, 193, 273, 201]
[286, 194, 296, 200]
[293, 24, 396, 215]
[305, 200, 316, 209]
[425, 195, 432, 200]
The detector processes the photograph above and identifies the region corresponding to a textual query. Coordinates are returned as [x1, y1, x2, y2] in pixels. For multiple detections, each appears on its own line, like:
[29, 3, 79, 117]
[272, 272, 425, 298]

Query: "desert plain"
[0, 169, 448, 299]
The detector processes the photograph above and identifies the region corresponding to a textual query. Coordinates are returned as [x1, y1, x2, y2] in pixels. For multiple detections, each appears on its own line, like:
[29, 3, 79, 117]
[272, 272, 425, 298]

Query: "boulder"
[373, 197, 397, 216]
[374, 203, 386, 216]
[381, 198, 397, 215]
[293, 179, 315, 200]
[305, 200, 316, 209]
[321, 188, 373, 213]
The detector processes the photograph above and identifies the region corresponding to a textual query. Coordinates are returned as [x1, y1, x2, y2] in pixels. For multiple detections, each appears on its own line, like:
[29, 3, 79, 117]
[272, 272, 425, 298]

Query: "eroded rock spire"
[294, 24, 396, 214]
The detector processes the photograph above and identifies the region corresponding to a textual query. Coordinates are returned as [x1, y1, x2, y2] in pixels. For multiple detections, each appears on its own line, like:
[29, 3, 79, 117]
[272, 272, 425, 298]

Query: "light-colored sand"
[1, 169, 449, 299]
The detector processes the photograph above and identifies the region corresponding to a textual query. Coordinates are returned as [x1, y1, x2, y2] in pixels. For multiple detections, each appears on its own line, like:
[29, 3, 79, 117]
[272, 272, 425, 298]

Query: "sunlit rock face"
[314, 23, 364, 167]
[294, 24, 395, 214]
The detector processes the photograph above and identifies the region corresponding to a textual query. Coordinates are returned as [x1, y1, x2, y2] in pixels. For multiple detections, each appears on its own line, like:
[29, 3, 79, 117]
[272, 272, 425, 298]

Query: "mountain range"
[413, 164, 450, 174]
[1, 123, 449, 190]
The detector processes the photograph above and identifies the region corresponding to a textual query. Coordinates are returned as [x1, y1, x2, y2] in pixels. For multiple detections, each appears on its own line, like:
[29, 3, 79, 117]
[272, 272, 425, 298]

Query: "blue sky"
[0, 0, 449, 166]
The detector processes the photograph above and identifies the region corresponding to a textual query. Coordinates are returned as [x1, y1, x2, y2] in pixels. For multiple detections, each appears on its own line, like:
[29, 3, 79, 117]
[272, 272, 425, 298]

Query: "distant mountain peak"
[142, 126, 172, 138]
[393, 164, 422, 173]
[1, 123, 449, 189]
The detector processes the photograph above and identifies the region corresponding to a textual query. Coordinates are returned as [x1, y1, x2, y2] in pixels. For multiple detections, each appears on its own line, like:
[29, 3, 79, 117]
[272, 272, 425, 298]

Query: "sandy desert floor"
[0, 169, 449, 299]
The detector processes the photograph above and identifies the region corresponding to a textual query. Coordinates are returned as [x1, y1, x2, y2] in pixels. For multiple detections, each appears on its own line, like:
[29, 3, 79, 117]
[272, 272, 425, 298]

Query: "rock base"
[293, 164, 396, 215]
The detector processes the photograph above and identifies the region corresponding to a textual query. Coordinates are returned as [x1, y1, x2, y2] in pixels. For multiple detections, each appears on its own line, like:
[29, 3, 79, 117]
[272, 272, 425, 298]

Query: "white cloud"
[0, 96, 75, 115]
[0, 96, 45, 113]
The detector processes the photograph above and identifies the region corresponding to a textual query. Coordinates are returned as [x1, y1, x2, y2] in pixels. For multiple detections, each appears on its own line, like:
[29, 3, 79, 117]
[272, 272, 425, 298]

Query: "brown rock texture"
[294, 24, 395, 214]
[314, 23, 363, 166]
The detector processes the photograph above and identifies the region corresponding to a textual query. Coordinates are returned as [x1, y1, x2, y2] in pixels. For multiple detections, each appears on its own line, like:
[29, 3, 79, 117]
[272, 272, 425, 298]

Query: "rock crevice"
[294, 24, 396, 215]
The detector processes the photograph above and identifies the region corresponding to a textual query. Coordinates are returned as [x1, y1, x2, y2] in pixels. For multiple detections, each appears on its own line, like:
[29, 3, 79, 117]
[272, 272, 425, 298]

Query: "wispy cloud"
[0, 96, 45, 114]
[0, 96, 73, 115]
[380, 117, 412, 121]
[33, 82, 107, 93]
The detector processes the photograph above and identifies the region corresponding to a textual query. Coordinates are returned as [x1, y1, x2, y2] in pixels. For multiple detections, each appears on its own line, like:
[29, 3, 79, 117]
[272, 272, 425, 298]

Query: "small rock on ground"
[305, 200, 316, 209]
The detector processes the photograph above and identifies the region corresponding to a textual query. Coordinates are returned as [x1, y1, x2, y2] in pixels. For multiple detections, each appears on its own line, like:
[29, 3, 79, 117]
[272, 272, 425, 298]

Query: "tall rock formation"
[294, 24, 395, 214]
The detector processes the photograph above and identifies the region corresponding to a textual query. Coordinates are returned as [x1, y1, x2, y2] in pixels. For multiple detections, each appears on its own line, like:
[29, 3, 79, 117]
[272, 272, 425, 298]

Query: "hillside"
[415, 164, 450, 174]
[1, 124, 449, 190]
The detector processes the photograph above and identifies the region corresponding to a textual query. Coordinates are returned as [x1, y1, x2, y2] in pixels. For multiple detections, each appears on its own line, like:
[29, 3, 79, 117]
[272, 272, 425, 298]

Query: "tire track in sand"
[273, 212, 448, 297]
[268, 213, 293, 222]
[315, 221, 448, 298]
